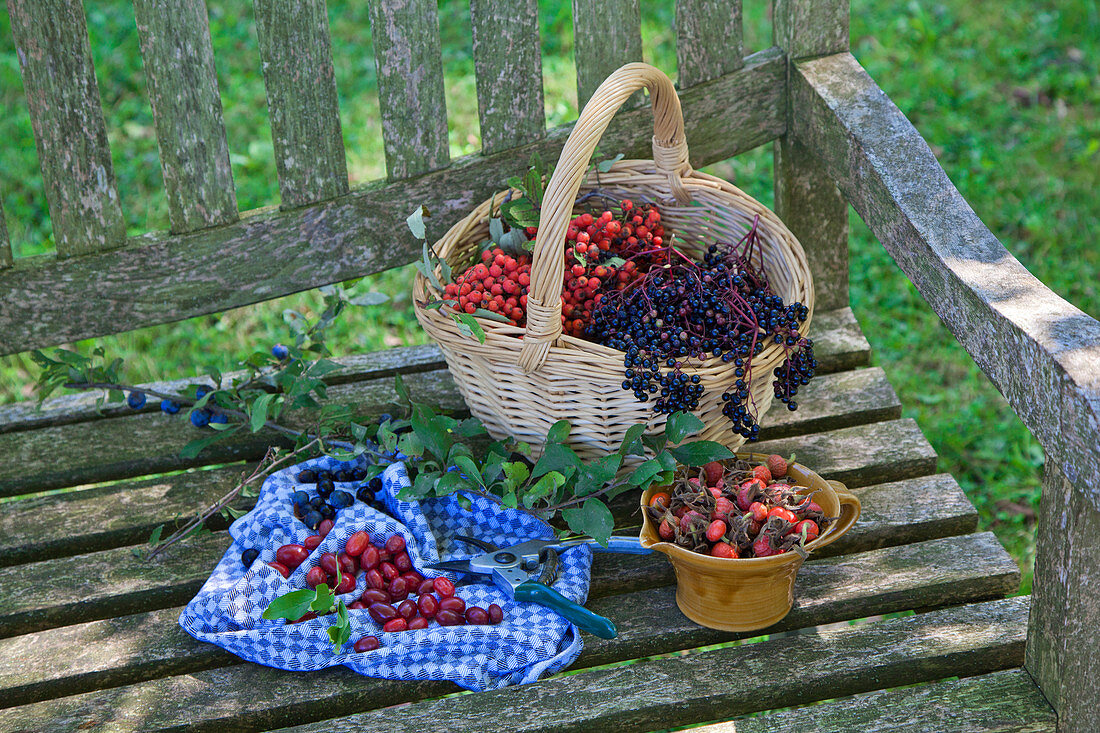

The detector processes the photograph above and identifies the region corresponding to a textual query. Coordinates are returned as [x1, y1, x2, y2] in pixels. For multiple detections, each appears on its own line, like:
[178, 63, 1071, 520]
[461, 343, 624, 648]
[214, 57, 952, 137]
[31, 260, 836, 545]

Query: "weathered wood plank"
[790, 52, 1100, 508]
[0, 198, 11, 269]
[0, 334, 882, 496]
[675, 0, 743, 89]
[1027, 461, 1100, 733]
[572, 0, 644, 109]
[6, 0, 126, 256]
[133, 0, 238, 233]
[470, 0, 545, 154]
[0, 307, 866, 433]
[367, 0, 449, 179]
[773, 0, 849, 60]
[774, 136, 849, 311]
[0, 48, 786, 354]
[0, 533, 1017, 710]
[271, 597, 1029, 733]
[718, 669, 1055, 733]
[254, 0, 349, 208]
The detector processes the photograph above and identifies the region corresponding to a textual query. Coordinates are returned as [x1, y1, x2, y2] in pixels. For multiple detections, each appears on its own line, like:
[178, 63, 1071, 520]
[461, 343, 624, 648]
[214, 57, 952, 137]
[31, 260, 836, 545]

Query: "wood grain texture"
[273, 597, 1029, 733]
[774, 134, 849, 311]
[791, 53, 1100, 508]
[1027, 462, 1100, 732]
[812, 305, 872, 373]
[470, 0, 545, 154]
[0, 310, 870, 495]
[133, 0, 238, 233]
[367, 0, 449, 179]
[254, 0, 349, 208]
[0, 532, 1016, 710]
[719, 669, 1055, 733]
[0, 198, 11, 268]
[773, 0, 849, 59]
[0, 48, 786, 354]
[572, 0, 644, 109]
[6, 0, 126, 256]
[675, 0, 743, 89]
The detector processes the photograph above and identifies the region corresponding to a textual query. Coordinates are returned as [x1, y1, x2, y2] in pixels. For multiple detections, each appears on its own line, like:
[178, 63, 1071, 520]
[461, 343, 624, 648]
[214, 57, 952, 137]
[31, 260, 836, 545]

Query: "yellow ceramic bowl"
[639, 453, 860, 632]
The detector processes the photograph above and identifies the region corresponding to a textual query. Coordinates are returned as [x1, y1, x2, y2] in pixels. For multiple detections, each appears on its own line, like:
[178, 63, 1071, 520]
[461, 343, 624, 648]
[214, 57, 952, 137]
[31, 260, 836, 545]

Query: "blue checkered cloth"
[179, 457, 592, 691]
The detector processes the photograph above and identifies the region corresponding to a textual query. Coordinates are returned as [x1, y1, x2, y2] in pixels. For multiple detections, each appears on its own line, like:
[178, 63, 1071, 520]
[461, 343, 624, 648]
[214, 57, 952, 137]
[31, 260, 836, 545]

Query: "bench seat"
[0, 308, 1055, 731]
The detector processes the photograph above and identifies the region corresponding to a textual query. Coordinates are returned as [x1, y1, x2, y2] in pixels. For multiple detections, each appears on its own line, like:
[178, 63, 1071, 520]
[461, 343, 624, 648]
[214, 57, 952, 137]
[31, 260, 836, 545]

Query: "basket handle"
[517, 63, 692, 373]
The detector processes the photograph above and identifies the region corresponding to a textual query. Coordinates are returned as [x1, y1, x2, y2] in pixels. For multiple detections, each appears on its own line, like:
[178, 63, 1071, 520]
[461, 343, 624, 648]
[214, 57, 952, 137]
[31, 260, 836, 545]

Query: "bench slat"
[0, 340, 881, 497]
[470, 0, 545, 154]
[717, 668, 1055, 733]
[7, 0, 126, 256]
[675, 0, 744, 89]
[572, 0, 644, 110]
[0, 48, 786, 354]
[133, 0, 239, 233]
[367, 0, 449, 179]
[274, 597, 1031, 733]
[0, 200, 10, 269]
[0, 444, 951, 642]
[254, 0, 349, 208]
[0, 534, 1018, 718]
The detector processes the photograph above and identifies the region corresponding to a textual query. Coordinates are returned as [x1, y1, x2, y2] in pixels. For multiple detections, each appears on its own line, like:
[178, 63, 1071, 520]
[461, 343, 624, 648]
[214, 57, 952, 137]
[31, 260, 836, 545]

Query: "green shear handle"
[514, 580, 617, 639]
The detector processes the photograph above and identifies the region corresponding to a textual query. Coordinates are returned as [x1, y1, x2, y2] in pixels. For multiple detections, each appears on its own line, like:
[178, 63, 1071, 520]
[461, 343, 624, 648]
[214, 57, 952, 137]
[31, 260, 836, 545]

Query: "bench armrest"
[789, 51, 1100, 504]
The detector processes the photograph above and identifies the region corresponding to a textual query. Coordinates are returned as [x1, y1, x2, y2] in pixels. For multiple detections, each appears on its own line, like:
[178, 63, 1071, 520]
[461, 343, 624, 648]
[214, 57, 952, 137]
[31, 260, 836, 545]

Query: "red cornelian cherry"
[354, 635, 380, 652]
[432, 577, 455, 598]
[345, 531, 370, 557]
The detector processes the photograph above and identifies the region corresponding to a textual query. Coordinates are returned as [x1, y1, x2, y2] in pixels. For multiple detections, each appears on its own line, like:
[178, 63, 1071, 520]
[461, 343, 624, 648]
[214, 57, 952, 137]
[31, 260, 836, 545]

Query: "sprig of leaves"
[262, 561, 351, 652]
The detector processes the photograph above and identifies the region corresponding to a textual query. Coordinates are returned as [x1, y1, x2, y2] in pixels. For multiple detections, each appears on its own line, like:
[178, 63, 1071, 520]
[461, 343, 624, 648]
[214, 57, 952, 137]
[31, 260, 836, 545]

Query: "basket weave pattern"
[413, 64, 814, 459]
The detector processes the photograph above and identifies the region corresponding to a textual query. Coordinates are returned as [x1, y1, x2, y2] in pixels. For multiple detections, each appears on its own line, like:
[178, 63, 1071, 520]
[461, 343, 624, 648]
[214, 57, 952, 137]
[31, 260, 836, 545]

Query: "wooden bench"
[0, 1, 1094, 731]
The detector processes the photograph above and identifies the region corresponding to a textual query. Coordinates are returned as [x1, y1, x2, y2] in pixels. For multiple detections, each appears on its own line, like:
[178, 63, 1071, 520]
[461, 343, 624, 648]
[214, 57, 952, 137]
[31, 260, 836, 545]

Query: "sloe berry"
[330, 490, 354, 509]
[241, 548, 259, 567]
[356, 485, 375, 503]
[271, 344, 289, 360]
[297, 469, 317, 483]
[291, 490, 310, 507]
[319, 504, 336, 520]
[126, 391, 146, 409]
[316, 479, 335, 498]
[302, 510, 323, 530]
[160, 399, 181, 415]
[190, 409, 211, 427]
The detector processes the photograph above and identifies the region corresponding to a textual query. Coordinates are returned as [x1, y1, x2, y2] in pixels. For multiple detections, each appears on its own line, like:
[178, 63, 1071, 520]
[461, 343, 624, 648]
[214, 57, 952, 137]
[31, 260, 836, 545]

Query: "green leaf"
[349, 292, 389, 307]
[452, 313, 487, 344]
[180, 432, 228, 460]
[327, 601, 352, 652]
[618, 423, 647, 457]
[455, 417, 487, 438]
[545, 419, 571, 444]
[433, 470, 466, 496]
[147, 524, 164, 546]
[396, 430, 424, 458]
[453, 455, 484, 488]
[262, 590, 317, 621]
[562, 498, 614, 546]
[394, 374, 411, 406]
[412, 404, 453, 460]
[204, 365, 222, 386]
[502, 461, 530, 490]
[471, 307, 512, 324]
[597, 153, 624, 172]
[531, 442, 582, 480]
[668, 440, 736, 467]
[523, 470, 565, 507]
[665, 411, 705, 444]
[249, 393, 276, 433]
[575, 453, 622, 496]
[311, 584, 336, 613]
[419, 242, 444, 291]
[642, 432, 668, 455]
[628, 458, 665, 487]
[406, 205, 429, 240]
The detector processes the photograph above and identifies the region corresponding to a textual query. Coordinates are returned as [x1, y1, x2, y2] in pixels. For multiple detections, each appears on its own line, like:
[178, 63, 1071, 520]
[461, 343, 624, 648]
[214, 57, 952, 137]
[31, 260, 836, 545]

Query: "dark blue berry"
[356, 485, 375, 503]
[316, 470, 333, 482]
[190, 409, 211, 427]
[378, 413, 393, 425]
[333, 469, 352, 483]
[317, 479, 335, 499]
[126, 390, 146, 409]
[319, 503, 336, 520]
[330, 490, 354, 509]
[309, 496, 325, 510]
[160, 399, 180, 414]
[241, 548, 259, 567]
[291, 490, 310, 507]
[302, 510, 323, 530]
[349, 467, 366, 482]
[271, 343, 289, 360]
[210, 413, 228, 425]
[297, 469, 317, 483]
[195, 386, 211, 399]
[368, 476, 384, 493]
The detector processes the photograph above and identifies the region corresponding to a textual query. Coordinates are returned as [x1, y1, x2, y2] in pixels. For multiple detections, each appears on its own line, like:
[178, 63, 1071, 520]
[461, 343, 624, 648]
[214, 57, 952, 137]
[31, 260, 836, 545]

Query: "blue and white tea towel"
[179, 458, 593, 691]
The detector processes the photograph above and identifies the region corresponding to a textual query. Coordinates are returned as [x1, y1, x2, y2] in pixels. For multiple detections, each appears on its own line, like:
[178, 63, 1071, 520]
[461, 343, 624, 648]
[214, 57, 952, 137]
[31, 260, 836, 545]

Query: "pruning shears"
[425, 535, 651, 639]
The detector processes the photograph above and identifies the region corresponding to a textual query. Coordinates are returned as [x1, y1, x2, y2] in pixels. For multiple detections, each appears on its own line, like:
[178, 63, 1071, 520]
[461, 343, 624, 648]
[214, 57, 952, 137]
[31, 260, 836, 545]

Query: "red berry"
[348, 600, 366, 610]
[303, 535, 322, 551]
[381, 561, 400, 581]
[360, 545, 381, 570]
[359, 588, 390, 605]
[417, 592, 439, 618]
[433, 577, 455, 598]
[435, 609, 464, 626]
[703, 461, 725, 487]
[795, 519, 820, 542]
[267, 561, 290, 578]
[706, 520, 727, 543]
[368, 602, 398, 623]
[710, 542, 739, 558]
[768, 507, 798, 524]
[275, 544, 309, 570]
[487, 603, 504, 624]
[417, 579, 437, 596]
[753, 465, 772, 484]
[305, 566, 327, 589]
[338, 552, 358, 576]
[394, 551, 413, 573]
[407, 616, 429, 630]
[767, 454, 788, 478]
[465, 606, 490, 625]
[385, 535, 406, 554]
[397, 599, 418, 619]
[388, 576, 409, 601]
[714, 496, 736, 518]
[749, 501, 769, 523]
[658, 519, 675, 540]
[439, 596, 466, 614]
[401, 571, 423, 588]
[290, 611, 317, 624]
[335, 572, 356, 595]
[383, 618, 408, 633]
[365, 568, 385, 589]
[354, 635, 380, 652]
[320, 552, 339, 576]
[318, 519, 334, 538]
[649, 491, 671, 510]
[345, 531, 370, 557]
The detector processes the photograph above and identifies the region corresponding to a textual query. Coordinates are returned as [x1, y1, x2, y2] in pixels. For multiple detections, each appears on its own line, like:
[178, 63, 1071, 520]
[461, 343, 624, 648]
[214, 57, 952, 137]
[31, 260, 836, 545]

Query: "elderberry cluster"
[586, 229, 815, 441]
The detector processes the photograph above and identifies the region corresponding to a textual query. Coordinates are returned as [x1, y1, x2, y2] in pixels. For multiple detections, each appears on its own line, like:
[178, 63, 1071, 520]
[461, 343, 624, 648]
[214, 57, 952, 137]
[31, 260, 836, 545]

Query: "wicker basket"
[413, 63, 814, 460]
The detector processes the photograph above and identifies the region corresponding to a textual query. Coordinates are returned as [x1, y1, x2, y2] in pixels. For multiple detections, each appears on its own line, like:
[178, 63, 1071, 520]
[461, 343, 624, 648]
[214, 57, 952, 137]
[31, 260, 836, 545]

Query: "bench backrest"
[0, 0, 845, 356]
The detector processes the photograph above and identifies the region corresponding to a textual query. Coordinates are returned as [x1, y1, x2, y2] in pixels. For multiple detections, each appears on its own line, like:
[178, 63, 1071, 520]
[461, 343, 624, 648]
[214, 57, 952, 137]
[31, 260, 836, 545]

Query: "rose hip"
[465, 606, 490, 625]
[487, 604, 504, 624]
[710, 542, 739, 558]
[383, 618, 408, 633]
[439, 597, 466, 614]
[303, 535, 322, 551]
[433, 577, 455, 598]
[393, 551, 413, 573]
[275, 544, 309, 570]
[658, 519, 675, 541]
[365, 568, 385, 589]
[353, 635, 380, 652]
[368, 602, 398, 624]
[435, 609, 464, 626]
[407, 616, 429, 630]
[397, 599, 418, 620]
[748, 501, 769, 523]
[387, 576, 409, 601]
[417, 593, 439, 618]
[706, 519, 727, 543]
[345, 530, 370, 557]
[385, 535, 406, 554]
[359, 588, 390, 605]
[380, 562, 400, 581]
[360, 546, 381, 570]
[267, 561, 290, 578]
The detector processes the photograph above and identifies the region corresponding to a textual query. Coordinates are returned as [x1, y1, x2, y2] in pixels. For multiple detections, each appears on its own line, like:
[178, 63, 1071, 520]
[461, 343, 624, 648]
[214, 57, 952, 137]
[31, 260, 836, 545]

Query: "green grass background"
[2, 1, 1098, 592]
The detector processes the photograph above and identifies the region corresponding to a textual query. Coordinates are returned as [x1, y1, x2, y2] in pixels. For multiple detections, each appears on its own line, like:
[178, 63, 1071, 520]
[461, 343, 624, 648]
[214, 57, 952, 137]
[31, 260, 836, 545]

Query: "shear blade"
[424, 559, 478, 575]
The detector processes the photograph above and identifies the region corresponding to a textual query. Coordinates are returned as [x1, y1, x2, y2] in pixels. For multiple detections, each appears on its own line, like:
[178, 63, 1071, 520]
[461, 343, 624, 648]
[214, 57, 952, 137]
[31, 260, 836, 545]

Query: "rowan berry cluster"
[443, 249, 532, 325]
